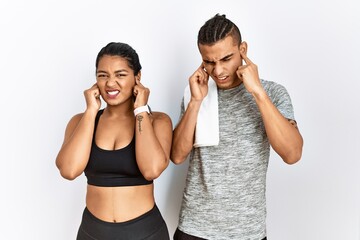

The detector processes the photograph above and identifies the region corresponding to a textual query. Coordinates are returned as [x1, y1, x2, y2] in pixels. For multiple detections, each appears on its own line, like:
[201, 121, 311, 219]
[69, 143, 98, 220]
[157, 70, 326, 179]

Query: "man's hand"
[189, 64, 210, 102]
[237, 51, 263, 95]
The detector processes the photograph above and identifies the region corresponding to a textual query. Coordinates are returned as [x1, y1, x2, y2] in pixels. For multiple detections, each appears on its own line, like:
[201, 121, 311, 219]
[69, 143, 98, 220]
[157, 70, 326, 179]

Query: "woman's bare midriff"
[86, 184, 155, 223]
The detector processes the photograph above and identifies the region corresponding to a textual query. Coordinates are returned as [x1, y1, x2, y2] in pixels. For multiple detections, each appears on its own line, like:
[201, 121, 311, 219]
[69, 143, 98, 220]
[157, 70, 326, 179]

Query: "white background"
[1, 0, 359, 239]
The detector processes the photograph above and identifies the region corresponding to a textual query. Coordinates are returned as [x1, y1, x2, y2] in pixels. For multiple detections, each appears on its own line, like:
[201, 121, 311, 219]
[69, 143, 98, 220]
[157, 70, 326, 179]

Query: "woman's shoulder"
[151, 111, 170, 120]
[64, 112, 84, 131]
[70, 112, 84, 123]
[151, 111, 172, 125]
[69, 109, 100, 123]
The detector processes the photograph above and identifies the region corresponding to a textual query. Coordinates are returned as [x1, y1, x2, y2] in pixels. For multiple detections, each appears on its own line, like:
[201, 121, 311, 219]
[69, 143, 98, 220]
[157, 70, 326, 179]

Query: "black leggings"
[173, 228, 267, 240]
[77, 205, 169, 240]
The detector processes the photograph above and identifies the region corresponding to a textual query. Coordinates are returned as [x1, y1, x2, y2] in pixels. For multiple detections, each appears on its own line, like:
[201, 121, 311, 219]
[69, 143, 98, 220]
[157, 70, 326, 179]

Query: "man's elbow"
[282, 147, 303, 165]
[171, 156, 186, 165]
[170, 143, 192, 165]
[170, 150, 188, 165]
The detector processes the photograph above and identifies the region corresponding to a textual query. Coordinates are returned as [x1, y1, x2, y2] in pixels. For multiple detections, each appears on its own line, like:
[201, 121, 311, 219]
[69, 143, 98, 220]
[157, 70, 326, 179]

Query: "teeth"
[219, 76, 227, 80]
[107, 90, 119, 95]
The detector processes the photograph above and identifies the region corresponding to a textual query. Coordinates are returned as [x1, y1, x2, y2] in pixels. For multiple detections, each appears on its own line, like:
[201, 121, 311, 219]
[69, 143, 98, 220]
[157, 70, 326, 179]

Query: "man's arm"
[171, 64, 209, 164]
[171, 100, 202, 164]
[253, 91, 303, 164]
[238, 51, 303, 164]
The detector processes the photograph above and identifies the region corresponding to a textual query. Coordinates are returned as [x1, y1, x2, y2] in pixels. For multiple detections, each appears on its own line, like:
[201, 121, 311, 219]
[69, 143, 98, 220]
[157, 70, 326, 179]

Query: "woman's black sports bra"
[84, 109, 153, 187]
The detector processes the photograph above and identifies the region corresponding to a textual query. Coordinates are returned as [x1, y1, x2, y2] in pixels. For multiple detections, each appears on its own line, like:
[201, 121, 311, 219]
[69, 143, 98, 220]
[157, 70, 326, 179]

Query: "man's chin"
[216, 81, 241, 90]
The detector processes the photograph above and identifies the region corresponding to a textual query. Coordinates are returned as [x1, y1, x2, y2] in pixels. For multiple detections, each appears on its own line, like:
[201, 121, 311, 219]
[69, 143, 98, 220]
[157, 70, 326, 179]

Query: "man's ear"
[239, 41, 248, 55]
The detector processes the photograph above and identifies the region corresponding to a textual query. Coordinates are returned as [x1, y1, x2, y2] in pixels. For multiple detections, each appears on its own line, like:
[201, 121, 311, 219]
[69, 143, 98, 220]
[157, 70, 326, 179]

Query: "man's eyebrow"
[203, 53, 234, 63]
[221, 53, 234, 60]
[203, 59, 215, 63]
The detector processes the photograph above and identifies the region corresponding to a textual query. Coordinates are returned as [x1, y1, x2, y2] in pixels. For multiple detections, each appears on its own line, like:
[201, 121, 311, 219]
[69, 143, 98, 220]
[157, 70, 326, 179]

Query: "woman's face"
[96, 55, 137, 106]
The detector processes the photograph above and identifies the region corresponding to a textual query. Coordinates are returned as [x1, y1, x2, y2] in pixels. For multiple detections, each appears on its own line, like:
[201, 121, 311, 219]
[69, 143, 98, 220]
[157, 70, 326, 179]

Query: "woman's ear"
[135, 71, 142, 82]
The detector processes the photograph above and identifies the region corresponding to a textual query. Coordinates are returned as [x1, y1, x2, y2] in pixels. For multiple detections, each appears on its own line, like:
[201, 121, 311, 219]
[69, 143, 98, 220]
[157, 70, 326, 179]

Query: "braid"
[198, 14, 241, 46]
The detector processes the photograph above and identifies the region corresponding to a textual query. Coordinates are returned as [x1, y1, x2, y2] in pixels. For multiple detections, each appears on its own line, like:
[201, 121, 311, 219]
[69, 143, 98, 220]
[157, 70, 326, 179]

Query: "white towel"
[183, 78, 219, 148]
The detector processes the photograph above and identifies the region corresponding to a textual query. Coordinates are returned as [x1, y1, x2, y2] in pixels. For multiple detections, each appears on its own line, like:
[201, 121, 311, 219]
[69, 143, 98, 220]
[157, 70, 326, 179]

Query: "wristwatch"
[134, 105, 152, 116]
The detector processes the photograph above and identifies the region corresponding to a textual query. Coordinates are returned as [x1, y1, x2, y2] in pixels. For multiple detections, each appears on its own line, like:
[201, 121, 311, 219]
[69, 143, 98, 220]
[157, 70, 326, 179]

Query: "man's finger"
[199, 69, 209, 84]
[240, 51, 253, 65]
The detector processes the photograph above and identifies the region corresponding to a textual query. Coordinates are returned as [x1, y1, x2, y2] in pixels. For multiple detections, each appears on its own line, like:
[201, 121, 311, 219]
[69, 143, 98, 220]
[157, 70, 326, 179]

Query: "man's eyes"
[204, 58, 230, 65]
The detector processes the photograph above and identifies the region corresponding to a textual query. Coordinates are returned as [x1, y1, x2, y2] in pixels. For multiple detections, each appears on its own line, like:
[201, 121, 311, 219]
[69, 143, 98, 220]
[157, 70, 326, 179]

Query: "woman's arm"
[135, 111, 173, 180]
[55, 110, 97, 180]
[56, 84, 101, 179]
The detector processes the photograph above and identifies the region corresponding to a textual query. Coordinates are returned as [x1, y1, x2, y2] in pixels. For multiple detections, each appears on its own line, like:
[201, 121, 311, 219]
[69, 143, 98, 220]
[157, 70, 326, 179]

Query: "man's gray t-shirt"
[177, 80, 295, 240]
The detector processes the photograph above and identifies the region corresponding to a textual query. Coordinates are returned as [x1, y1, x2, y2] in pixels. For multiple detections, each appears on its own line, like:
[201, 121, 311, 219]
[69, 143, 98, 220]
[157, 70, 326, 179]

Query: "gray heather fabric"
[177, 80, 295, 240]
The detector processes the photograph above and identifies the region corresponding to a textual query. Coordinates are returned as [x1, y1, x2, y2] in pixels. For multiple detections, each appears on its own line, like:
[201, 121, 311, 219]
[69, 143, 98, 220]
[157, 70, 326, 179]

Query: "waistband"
[84, 204, 161, 226]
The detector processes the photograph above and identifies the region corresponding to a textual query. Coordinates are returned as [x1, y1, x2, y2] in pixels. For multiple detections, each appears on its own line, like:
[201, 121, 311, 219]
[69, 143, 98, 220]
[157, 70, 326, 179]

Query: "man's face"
[199, 35, 246, 90]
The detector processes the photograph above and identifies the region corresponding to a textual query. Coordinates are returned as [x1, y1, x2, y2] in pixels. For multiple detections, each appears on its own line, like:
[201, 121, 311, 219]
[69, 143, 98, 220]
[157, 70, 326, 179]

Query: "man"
[171, 14, 303, 240]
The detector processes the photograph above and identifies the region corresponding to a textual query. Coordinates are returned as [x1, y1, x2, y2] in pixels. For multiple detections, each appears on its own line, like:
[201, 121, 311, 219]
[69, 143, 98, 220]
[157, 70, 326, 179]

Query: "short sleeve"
[263, 80, 295, 121]
[177, 96, 186, 124]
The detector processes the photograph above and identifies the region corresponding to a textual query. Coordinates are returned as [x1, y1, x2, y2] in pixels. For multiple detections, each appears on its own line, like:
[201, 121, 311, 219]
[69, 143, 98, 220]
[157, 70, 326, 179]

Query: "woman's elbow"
[142, 169, 163, 181]
[142, 158, 169, 181]
[56, 163, 82, 180]
[58, 170, 76, 180]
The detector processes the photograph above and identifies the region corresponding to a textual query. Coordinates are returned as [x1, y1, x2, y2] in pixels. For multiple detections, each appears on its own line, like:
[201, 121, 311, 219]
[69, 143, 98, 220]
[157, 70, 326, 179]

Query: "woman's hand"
[84, 83, 101, 113]
[133, 80, 150, 109]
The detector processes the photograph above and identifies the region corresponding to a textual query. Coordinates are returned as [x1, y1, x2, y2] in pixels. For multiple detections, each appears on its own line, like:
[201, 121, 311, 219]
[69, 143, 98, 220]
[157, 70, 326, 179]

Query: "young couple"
[56, 14, 303, 240]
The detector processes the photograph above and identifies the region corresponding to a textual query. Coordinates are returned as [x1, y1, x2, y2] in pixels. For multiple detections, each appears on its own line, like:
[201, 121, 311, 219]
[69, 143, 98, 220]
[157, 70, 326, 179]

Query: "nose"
[106, 75, 117, 86]
[212, 63, 223, 77]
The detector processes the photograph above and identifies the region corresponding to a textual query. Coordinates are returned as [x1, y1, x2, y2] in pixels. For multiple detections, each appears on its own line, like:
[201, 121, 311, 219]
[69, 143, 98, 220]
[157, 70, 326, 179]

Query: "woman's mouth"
[106, 90, 120, 98]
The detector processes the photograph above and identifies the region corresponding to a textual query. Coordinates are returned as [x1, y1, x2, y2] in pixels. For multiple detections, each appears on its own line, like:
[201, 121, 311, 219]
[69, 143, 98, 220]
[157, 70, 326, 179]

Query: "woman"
[56, 42, 172, 239]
